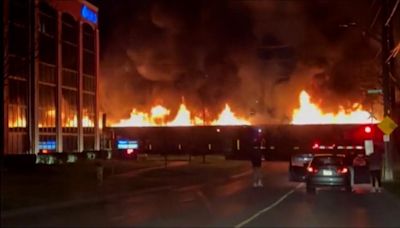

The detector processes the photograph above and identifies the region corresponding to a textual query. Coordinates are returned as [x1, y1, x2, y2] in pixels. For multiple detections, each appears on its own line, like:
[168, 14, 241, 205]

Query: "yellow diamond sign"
[378, 116, 398, 135]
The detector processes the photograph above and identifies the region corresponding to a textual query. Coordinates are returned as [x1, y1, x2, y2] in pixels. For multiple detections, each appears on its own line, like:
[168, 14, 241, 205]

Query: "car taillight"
[126, 149, 134, 154]
[307, 167, 318, 173]
[337, 167, 348, 174]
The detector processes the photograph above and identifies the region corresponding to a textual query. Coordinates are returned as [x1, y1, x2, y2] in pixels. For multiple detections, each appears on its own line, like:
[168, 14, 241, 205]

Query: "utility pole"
[381, 0, 396, 181]
[1, 0, 5, 158]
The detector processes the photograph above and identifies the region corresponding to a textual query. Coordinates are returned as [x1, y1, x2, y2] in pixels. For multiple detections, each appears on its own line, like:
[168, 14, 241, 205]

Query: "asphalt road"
[3, 162, 400, 227]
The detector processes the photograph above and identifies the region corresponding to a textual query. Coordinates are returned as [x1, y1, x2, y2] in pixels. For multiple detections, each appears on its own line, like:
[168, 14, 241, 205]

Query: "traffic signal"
[364, 126, 372, 134]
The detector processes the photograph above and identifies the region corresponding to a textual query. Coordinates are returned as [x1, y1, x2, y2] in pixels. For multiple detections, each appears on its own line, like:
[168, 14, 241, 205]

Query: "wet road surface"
[3, 162, 400, 227]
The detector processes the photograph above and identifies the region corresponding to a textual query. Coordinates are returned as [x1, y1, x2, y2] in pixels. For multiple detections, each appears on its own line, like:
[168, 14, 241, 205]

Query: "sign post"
[378, 116, 398, 181]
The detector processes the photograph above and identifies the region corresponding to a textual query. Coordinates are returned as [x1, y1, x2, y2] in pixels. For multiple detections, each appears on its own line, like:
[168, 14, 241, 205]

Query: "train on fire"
[106, 124, 384, 160]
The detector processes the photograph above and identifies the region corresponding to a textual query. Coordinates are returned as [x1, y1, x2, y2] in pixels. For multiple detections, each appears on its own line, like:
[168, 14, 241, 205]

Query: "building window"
[83, 24, 95, 76]
[62, 69, 78, 88]
[62, 89, 78, 129]
[63, 135, 78, 152]
[84, 136, 95, 151]
[83, 93, 95, 128]
[9, 56, 28, 80]
[9, 24, 29, 57]
[8, 79, 27, 128]
[39, 63, 56, 84]
[39, 2, 57, 65]
[9, 0, 29, 26]
[39, 84, 56, 129]
[83, 74, 96, 92]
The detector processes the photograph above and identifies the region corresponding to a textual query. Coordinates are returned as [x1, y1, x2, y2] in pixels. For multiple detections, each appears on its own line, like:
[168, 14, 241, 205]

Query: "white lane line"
[230, 170, 252, 179]
[234, 183, 303, 228]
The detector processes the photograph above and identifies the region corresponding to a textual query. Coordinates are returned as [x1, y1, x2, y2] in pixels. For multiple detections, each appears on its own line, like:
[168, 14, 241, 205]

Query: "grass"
[383, 169, 400, 198]
[1, 156, 248, 211]
[1, 159, 164, 211]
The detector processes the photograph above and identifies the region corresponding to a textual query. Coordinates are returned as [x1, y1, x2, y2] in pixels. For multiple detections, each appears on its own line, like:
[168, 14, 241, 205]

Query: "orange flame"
[112, 103, 250, 127]
[292, 90, 378, 124]
[212, 104, 250, 126]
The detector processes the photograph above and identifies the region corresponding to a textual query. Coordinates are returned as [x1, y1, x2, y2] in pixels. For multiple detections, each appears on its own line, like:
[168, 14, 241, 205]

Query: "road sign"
[378, 116, 398, 135]
[367, 89, 383, 94]
[383, 135, 390, 142]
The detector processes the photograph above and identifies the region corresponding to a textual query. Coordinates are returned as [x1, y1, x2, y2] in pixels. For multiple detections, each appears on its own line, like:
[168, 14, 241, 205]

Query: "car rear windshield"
[311, 156, 344, 166]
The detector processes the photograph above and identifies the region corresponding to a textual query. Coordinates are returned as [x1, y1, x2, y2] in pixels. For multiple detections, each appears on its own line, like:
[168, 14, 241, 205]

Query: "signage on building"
[81, 5, 97, 24]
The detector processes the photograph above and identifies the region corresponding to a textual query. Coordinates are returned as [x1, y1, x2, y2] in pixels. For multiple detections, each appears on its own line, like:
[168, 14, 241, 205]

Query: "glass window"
[8, 79, 27, 128]
[39, 63, 56, 84]
[63, 135, 78, 152]
[84, 136, 95, 151]
[39, 84, 56, 128]
[62, 42, 78, 70]
[83, 24, 95, 51]
[62, 14, 78, 44]
[39, 33, 56, 64]
[9, 0, 29, 26]
[83, 93, 95, 127]
[83, 75, 95, 92]
[9, 56, 28, 79]
[62, 69, 78, 88]
[9, 24, 29, 57]
[62, 89, 78, 128]
[83, 51, 95, 75]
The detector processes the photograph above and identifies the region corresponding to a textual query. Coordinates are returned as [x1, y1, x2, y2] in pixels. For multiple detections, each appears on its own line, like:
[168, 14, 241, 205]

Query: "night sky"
[94, 0, 398, 124]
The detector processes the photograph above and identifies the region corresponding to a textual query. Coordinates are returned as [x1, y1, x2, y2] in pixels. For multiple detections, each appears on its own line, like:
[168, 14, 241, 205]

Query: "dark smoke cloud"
[99, 0, 382, 124]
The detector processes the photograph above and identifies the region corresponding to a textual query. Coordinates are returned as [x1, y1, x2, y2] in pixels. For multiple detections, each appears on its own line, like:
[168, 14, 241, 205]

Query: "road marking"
[230, 170, 252, 179]
[234, 183, 303, 228]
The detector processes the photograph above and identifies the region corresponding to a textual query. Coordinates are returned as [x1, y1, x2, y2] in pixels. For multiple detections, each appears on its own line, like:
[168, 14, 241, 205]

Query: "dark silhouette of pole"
[1, 0, 4, 158]
[381, 0, 395, 181]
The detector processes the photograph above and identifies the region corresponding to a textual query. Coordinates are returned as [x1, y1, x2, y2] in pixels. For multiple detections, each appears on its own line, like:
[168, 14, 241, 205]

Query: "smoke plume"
[99, 0, 382, 124]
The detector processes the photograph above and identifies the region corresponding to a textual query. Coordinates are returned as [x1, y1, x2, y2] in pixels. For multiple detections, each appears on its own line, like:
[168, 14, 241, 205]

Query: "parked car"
[289, 153, 313, 181]
[306, 154, 351, 193]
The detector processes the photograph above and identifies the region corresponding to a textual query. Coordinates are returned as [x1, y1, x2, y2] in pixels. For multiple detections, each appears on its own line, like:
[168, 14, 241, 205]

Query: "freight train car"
[106, 124, 381, 161]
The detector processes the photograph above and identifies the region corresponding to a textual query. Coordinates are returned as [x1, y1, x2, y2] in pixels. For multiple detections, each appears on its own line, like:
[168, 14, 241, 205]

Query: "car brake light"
[126, 149, 134, 154]
[312, 143, 319, 149]
[338, 167, 348, 174]
[307, 167, 318, 173]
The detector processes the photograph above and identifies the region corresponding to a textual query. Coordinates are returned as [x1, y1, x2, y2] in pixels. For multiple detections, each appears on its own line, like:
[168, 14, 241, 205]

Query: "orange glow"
[292, 90, 378, 125]
[211, 104, 250, 126]
[112, 103, 250, 127]
[8, 117, 27, 128]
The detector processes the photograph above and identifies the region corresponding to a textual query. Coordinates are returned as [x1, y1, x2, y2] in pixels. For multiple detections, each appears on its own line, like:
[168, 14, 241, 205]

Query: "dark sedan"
[306, 154, 351, 193]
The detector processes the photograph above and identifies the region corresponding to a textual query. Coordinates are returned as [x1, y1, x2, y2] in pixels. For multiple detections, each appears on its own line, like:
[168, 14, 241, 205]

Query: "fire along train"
[107, 124, 387, 160]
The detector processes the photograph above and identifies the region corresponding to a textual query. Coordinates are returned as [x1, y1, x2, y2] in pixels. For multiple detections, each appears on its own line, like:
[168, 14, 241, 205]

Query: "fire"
[212, 104, 250, 126]
[167, 103, 197, 126]
[112, 103, 250, 127]
[292, 90, 378, 124]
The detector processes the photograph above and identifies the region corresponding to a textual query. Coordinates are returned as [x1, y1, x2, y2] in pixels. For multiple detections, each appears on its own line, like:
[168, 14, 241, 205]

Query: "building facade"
[3, 0, 99, 154]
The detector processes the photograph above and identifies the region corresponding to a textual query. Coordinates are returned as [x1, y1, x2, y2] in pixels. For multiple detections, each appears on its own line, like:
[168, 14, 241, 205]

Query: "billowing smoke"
[99, 0, 381, 124]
